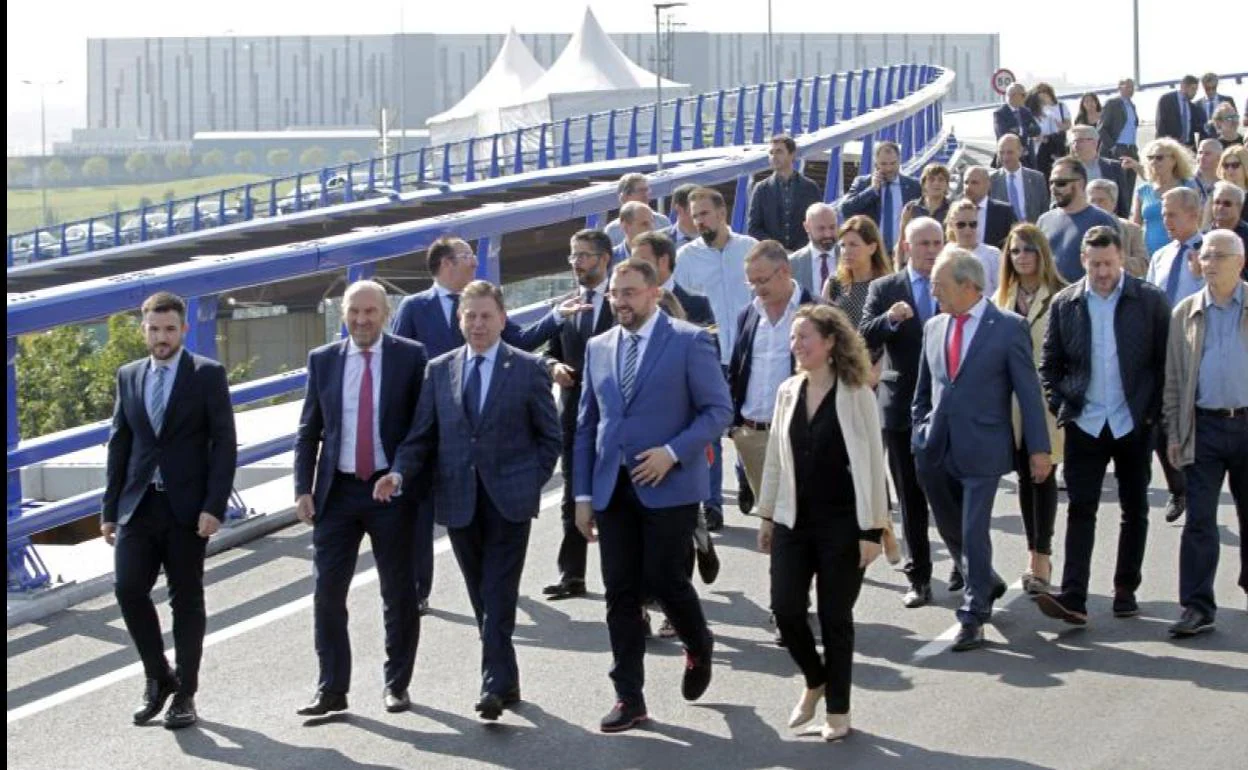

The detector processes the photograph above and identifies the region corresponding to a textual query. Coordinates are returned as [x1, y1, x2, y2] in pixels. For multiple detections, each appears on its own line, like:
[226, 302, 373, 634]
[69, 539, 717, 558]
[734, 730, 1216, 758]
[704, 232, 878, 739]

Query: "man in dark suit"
[574, 258, 733, 732]
[1156, 76, 1209, 149]
[1199, 72, 1238, 136]
[990, 135, 1051, 223]
[1035, 226, 1170, 626]
[1098, 78, 1141, 194]
[391, 235, 563, 610]
[293, 280, 428, 717]
[747, 133, 823, 251]
[103, 291, 237, 729]
[788, 203, 841, 296]
[1070, 124, 1131, 219]
[912, 249, 1053, 651]
[993, 83, 1042, 168]
[839, 140, 922, 255]
[962, 165, 1017, 248]
[610, 202, 657, 266]
[377, 280, 561, 721]
[860, 217, 957, 607]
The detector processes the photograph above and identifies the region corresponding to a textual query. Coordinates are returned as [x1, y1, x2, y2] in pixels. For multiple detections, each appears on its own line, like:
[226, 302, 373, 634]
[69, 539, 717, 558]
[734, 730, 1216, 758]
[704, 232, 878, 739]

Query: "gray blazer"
[989, 167, 1050, 223]
[789, 243, 840, 297]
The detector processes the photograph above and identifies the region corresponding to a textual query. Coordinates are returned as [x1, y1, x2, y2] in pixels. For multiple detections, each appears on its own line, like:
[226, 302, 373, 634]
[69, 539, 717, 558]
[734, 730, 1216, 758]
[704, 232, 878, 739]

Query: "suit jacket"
[671, 282, 715, 327]
[574, 312, 733, 511]
[103, 352, 237, 528]
[393, 343, 561, 528]
[727, 288, 817, 424]
[839, 174, 922, 229]
[911, 302, 1051, 477]
[747, 171, 823, 251]
[1098, 96, 1138, 154]
[980, 198, 1019, 249]
[989, 167, 1050, 223]
[789, 244, 841, 297]
[994, 104, 1042, 143]
[1089, 158, 1132, 219]
[293, 334, 429, 514]
[1039, 275, 1170, 432]
[859, 271, 928, 431]
[1155, 91, 1209, 147]
[392, 286, 559, 359]
[546, 287, 616, 431]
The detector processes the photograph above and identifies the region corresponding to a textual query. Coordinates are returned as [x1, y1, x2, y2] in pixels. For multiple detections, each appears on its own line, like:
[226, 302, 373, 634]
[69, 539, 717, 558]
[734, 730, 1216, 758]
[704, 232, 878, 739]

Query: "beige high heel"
[821, 712, 851, 741]
[787, 684, 825, 729]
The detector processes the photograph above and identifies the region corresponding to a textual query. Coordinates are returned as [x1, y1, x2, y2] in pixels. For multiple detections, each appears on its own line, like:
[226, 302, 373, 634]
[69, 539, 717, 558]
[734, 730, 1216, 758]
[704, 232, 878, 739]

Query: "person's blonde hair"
[1218, 145, 1248, 188]
[1140, 138, 1196, 183]
[943, 198, 981, 244]
[996, 224, 1067, 307]
[793, 304, 872, 388]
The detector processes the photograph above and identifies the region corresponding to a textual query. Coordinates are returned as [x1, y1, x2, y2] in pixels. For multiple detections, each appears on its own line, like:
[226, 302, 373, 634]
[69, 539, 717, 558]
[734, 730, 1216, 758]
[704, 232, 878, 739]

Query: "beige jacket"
[756, 373, 890, 533]
[995, 283, 1064, 463]
[1118, 218, 1149, 278]
[1164, 282, 1248, 467]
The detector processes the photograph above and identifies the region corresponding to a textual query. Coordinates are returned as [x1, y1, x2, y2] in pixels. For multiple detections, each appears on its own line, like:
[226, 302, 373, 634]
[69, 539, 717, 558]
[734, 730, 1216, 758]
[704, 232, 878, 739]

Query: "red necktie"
[947, 313, 970, 380]
[355, 349, 375, 480]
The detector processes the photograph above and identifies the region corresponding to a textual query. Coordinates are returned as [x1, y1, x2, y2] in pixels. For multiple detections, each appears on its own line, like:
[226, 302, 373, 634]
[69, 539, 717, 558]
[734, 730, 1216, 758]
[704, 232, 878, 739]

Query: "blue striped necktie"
[148, 365, 169, 432]
[620, 334, 640, 402]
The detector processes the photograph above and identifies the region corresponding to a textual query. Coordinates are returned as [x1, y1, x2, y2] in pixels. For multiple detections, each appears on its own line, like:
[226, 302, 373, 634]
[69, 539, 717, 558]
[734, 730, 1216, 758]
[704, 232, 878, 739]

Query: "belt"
[740, 419, 771, 431]
[1195, 406, 1248, 419]
[334, 468, 391, 482]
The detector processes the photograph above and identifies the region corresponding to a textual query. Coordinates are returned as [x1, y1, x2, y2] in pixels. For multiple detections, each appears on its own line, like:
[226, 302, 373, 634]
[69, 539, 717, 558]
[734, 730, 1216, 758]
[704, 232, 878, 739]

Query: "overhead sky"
[6, 0, 1245, 151]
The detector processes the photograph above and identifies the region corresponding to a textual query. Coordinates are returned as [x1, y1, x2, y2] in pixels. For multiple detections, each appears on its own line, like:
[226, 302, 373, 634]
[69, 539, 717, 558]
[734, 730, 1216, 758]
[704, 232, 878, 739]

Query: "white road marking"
[912, 579, 1025, 660]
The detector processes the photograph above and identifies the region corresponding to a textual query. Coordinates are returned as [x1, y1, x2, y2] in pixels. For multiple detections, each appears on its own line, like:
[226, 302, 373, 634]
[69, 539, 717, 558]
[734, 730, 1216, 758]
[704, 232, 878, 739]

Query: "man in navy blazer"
[1155, 76, 1209, 149]
[574, 258, 732, 733]
[912, 248, 1052, 651]
[293, 280, 428, 717]
[963, 165, 1018, 248]
[103, 291, 237, 729]
[377, 280, 561, 722]
[390, 234, 562, 609]
[993, 84, 1042, 167]
[1070, 124, 1132, 219]
[747, 133, 823, 251]
[839, 140, 921, 255]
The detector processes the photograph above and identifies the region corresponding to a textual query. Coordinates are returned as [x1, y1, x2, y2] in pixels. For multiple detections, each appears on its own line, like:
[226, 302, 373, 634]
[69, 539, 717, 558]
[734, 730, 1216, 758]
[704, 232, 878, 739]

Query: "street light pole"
[653, 2, 688, 180]
[1131, 0, 1141, 86]
[21, 78, 62, 228]
[766, 0, 773, 84]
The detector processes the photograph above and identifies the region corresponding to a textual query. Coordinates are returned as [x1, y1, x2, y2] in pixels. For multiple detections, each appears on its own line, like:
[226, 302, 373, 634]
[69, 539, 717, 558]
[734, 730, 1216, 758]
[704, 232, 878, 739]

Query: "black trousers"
[556, 418, 588, 582]
[884, 427, 933, 585]
[1153, 423, 1187, 498]
[1058, 423, 1152, 613]
[597, 468, 711, 706]
[1180, 413, 1248, 617]
[770, 512, 864, 715]
[1014, 442, 1058, 555]
[448, 478, 532, 697]
[114, 488, 208, 695]
[312, 473, 420, 695]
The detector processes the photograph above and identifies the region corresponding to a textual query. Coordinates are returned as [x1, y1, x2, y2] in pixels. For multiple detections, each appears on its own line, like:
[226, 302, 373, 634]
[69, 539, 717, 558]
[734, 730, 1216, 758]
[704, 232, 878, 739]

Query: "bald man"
[788, 202, 841, 296]
[990, 135, 1050, 223]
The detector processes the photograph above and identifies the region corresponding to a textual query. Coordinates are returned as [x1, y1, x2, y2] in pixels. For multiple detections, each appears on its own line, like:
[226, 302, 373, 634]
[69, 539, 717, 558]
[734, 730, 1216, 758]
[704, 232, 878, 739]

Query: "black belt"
[1195, 406, 1248, 419]
[740, 419, 771, 431]
[334, 468, 391, 483]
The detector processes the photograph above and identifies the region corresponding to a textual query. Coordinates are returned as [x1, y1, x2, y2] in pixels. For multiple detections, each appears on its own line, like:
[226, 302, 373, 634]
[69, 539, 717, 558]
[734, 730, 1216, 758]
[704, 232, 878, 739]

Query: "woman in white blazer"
[756, 304, 890, 741]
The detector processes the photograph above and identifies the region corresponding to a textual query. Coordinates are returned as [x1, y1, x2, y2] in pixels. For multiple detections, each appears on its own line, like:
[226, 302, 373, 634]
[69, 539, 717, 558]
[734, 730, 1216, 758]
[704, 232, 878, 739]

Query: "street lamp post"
[1131, 0, 1141, 86]
[653, 2, 687, 181]
[766, 0, 773, 84]
[20, 79, 63, 228]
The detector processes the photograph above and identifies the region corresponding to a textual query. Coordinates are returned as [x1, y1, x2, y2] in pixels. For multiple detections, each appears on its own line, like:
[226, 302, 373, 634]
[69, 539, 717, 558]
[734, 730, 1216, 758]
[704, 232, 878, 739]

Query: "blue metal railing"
[6, 64, 956, 591]
[944, 71, 1248, 115]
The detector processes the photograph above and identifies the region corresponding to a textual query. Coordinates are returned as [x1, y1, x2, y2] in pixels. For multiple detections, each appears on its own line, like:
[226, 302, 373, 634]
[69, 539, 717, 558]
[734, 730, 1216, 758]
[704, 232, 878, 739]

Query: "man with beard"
[747, 133, 823, 251]
[1037, 156, 1119, 281]
[103, 291, 237, 729]
[788, 203, 840, 297]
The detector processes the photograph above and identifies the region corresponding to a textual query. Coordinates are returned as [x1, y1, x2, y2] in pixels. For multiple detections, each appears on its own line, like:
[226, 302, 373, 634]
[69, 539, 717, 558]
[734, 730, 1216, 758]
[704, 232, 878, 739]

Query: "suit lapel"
[955, 305, 997, 380]
[377, 334, 394, 433]
[132, 363, 157, 439]
[477, 345, 513, 429]
[448, 346, 466, 417]
[328, 340, 348, 442]
[628, 312, 672, 405]
[157, 352, 195, 437]
[931, 314, 951, 382]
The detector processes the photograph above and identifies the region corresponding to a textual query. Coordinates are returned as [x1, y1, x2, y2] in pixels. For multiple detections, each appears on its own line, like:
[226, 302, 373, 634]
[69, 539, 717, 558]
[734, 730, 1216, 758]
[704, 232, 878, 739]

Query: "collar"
[907, 265, 930, 283]
[466, 339, 502, 364]
[148, 346, 184, 372]
[1086, 271, 1125, 302]
[433, 281, 457, 299]
[347, 335, 385, 356]
[1200, 282, 1245, 312]
[661, 276, 676, 292]
[752, 280, 802, 315]
[956, 296, 989, 320]
[625, 308, 662, 342]
[1177, 233, 1203, 252]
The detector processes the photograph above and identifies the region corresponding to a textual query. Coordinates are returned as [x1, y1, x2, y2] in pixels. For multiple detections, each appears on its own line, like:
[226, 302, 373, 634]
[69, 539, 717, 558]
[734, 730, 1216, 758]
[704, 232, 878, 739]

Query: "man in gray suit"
[912, 248, 1053, 651]
[788, 202, 840, 296]
[1098, 79, 1141, 196]
[376, 280, 562, 721]
[990, 134, 1050, 223]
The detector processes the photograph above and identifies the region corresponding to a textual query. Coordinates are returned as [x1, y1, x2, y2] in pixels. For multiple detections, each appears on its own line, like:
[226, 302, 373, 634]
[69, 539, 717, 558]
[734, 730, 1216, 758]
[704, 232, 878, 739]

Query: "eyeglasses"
[1050, 178, 1079, 188]
[1215, 115, 1240, 122]
[1213, 199, 1238, 207]
[745, 267, 783, 288]
[1146, 154, 1169, 162]
[567, 251, 602, 264]
[952, 221, 977, 229]
[1008, 245, 1040, 255]
[1223, 161, 1243, 170]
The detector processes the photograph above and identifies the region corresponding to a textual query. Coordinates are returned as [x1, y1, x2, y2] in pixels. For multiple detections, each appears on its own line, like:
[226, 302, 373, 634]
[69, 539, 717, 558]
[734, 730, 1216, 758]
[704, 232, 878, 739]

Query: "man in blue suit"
[390, 234, 563, 610]
[293, 280, 428, 717]
[574, 258, 732, 733]
[912, 248, 1053, 651]
[376, 280, 561, 722]
[993, 83, 1042, 168]
[839, 140, 922, 255]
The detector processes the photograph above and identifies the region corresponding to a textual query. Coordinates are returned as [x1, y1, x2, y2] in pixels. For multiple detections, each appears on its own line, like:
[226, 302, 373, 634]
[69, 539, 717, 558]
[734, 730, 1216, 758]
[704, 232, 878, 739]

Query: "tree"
[233, 149, 256, 171]
[299, 145, 328, 168]
[8, 157, 28, 185]
[266, 148, 291, 170]
[164, 150, 193, 175]
[81, 156, 110, 182]
[44, 158, 71, 184]
[124, 151, 152, 178]
[200, 149, 226, 172]
[338, 149, 363, 165]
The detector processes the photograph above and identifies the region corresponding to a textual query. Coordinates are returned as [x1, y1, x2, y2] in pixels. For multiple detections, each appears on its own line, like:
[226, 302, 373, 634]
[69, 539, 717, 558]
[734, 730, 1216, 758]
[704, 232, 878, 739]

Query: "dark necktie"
[947, 313, 970, 379]
[1166, 243, 1189, 304]
[881, 180, 896, 253]
[148, 364, 169, 433]
[579, 289, 596, 339]
[355, 350, 375, 480]
[464, 354, 484, 428]
[819, 253, 830, 289]
[448, 293, 464, 346]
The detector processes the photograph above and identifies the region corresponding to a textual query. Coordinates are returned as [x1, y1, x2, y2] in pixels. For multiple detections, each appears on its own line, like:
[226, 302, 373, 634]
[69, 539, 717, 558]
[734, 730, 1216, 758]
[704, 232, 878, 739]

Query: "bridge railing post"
[561, 117, 574, 167]
[752, 85, 767, 144]
[605, 110, 618, 161]
[475, 235, 501, 285]
[789, 77, 804, 135]
[824, 145, 843, 203]
[731, 174, 751, 233]
[7, 336, 50, 592]
[692, 95, 705, 150]
[731, 87, 747, 146]
[671, 98, 685, 153]
[806, 75, 821, 134]
[772, 79, 785, 134]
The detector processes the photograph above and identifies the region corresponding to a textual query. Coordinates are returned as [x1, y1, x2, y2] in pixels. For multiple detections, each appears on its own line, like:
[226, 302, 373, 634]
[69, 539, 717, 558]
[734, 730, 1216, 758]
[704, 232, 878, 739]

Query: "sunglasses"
[1009, 245, 1040, 255]
[1224, 161, 1243, 170]
[1145, 154, 1171, 162]
[1050, 178, 1079, 188]
[953, 221, 977, 229]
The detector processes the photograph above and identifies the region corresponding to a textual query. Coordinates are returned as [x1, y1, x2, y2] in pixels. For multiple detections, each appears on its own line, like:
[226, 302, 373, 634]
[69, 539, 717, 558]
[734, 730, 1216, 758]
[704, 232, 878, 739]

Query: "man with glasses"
[1199, 73, 1238, 136]
[1035, 226, 1170, 627]
[1207, 182, 1248, 274]
[1069, 124, 1130, 218]
[1087, 179, 1149, 277]
[1162, 230, 1248, 637]
[1037, 156, 1119, 281]
[1099, 78, 1141, 194]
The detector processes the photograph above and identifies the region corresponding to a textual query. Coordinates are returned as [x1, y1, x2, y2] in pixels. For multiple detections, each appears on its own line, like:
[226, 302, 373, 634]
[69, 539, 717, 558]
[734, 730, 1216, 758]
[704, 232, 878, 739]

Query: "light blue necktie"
[913, 276, 933, 323]
[620, 334, 640, 402]
[1008, 173, 1026, 221]
[148, 365, 169, 433]
[1165, 243, 1188, 305]
[881, 180, 896, 253]
[1180, 98, 1190, 143]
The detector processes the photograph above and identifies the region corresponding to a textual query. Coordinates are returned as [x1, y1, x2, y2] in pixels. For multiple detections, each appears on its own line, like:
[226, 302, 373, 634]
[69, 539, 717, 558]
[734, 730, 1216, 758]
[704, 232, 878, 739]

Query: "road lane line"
[912, 579, 1025, 660]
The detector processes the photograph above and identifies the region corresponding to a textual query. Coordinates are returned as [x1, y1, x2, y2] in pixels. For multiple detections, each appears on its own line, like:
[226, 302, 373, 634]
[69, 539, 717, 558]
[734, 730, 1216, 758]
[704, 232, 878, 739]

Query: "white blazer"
[756, 373, 890, 533]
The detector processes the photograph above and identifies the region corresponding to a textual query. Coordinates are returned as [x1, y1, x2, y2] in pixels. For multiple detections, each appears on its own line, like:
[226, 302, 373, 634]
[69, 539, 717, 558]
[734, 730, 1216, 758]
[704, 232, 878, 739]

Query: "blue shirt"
[462, 340, 501, 415]
[907, 265, 938, 320]
[1196, 283, 1248, 409]
[1037, 205, 1120, 281]
[1116, 99, 1138, 146]
[145, 348, 182, 485]
[1076, 275, 1134, 439]
[1146, 234, 1206, 305]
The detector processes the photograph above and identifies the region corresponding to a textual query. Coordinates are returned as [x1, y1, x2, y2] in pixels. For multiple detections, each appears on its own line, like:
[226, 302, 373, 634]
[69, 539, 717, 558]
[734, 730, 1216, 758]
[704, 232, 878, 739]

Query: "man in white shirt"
[789, 203, 840, 296]
[990, 135, 1050, 223]
[604, 173, 672, 247]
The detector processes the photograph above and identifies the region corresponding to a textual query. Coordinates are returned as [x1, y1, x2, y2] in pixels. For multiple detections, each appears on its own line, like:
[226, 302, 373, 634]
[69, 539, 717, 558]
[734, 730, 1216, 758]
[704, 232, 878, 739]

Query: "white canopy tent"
[426, 28, 546, 147]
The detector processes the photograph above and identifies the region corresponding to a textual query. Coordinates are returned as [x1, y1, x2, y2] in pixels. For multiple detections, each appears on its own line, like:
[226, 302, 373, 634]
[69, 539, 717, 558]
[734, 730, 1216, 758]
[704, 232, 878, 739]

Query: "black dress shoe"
[163, 694, 197, 729]
[737, 484, 754, 515]
[696, 538, 721, 585]
[1168, 607, 1215, 638]
[475, 693, 504, 721]
[543, 579, 587, 600]
[383, 688, 411, 713]
[903, 583, 932, 608]
[951, 623, 984, 652]
[600, 700, 648, 733]
[1035, 593, 1088, 626]
[1164, 494, 1186, 524]
[1112, 591, 1140, 618]
[681, 639, 714, 701]
[297, 691, 348, 716]
[704, 507, 724, 532]
[133, 674, 179, 725]
[990, 580, 1008, 603]
[948, 569, 965, 592]
[416, 597, 430, 615]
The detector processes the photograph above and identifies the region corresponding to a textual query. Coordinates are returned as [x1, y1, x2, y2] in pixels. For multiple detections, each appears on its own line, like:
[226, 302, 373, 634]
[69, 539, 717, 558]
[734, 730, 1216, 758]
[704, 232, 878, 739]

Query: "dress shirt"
[433, 282, 459, 328]
[462, 340, 501, 416]
[1006, 169, 1028, 220]
[1146, 234, 1206, 304]
[881, 178, 904, 248]
[580, 277, 608, 331]
[974, 198, 989, 245]
[339, 337, 388, 475]
[972, 243, 1002, 297]
[777, 173, 798, 246]
[810, 247, 837, 294]
[1196, 283, 1248, 409]
[1117, 99, 1138, 146]
[145, 347, 183, 486]
[1082, 160, 1102, 181]
[741, 282, 802, 422]
[673, 231, 758, 365]
[1075, 274, 1134, 438]
[889, 266, 938, 330]
[945, 296, 989, 368]
[604, 211, 672, 247]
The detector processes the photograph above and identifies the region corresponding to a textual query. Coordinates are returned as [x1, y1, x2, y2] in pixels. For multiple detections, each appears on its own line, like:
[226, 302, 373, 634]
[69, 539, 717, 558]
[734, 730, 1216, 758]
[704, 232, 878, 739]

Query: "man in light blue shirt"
[1146, 187, 1206, 306]
[1076, 274, 1134, 440]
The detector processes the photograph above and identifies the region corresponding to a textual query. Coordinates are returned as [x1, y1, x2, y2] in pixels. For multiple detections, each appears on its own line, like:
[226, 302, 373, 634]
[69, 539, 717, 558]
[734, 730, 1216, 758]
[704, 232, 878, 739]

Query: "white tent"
[426, 28, 546, 147]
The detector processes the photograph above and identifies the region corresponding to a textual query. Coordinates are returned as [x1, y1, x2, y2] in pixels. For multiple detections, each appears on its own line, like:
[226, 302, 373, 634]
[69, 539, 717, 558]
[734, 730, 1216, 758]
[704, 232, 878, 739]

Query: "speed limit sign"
[992, 68, 1016, 96]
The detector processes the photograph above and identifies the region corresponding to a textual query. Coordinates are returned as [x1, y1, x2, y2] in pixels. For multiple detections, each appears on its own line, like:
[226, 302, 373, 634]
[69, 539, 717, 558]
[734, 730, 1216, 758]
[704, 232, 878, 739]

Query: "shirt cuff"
[664, 445, 679, 464]
[887, 318, 900, 331]
[860, 528, 884, 544]
[575, 495, 592, 503]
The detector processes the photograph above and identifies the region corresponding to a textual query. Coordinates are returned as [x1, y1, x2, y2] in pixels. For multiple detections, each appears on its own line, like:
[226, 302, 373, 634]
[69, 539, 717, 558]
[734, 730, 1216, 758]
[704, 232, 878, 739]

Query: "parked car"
[172, 200, 240, 233]
[63, 222, 118, 254]
[276, 173, 389, 214]
[120, 212, 171, 243]
[10, 231, 59, 264]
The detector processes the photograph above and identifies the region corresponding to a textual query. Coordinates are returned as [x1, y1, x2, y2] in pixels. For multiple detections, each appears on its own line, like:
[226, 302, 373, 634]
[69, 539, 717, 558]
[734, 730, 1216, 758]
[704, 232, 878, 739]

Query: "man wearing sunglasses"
[1037, 156, 1119, 281]
[1207, 182, 1248, 278]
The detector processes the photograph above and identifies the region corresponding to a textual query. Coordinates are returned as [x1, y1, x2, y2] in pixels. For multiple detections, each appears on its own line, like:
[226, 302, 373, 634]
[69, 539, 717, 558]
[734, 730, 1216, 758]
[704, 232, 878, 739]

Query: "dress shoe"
[990, 580, 1008, 603]
[695, 537, 721, 585]
[902, 583, 932, 609]
[821, 712, 851, 741]
[882, 527, 903, 566]
[1164, 494, 1186, 524]
[296, 691, 348, 716]
[951, 623, 985, 652]
[542, 579, 587, 600]
[474, 693, 504, 721]
[600, 700, 648, 733]
[383, 688, 411, 713]
[704, 506, 724, 532]
[163, 694, 197, 729]
[948, 569, 965, 592]
[1168, 607, 1215, 638]
[1034, 593, 1088, 626]
[501, 688, 521, 707]
[681, 639, 714, 701]
[737, 484, 755, 515]
[133, 674, 179, 725]
[787, 684, 825, 729]
[416, 597, 430, 615]
[1112, 591, 1140, 618]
